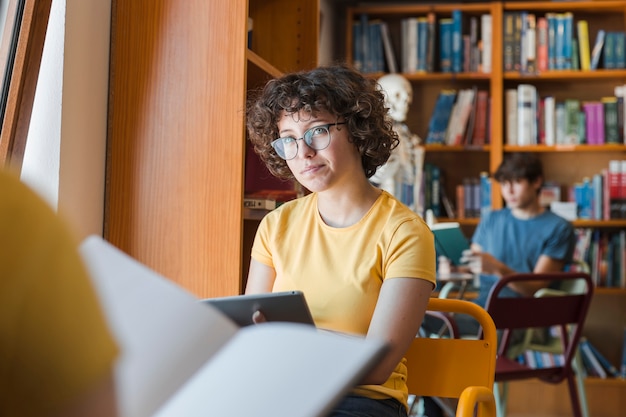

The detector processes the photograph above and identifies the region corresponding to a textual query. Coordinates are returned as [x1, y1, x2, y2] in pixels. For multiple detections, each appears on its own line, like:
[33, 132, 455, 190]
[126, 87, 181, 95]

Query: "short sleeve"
[0, 171, 119, 416]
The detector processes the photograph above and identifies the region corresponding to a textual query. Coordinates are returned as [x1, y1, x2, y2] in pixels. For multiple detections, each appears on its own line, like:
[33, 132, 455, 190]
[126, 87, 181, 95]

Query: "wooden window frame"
[0, 0, 52, 171]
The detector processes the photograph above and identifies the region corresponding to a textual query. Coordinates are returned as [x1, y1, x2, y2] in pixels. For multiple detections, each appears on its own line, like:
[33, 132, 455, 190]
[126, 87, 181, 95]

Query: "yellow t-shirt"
[0, 170, 119, 416]
[251, 190, 436, 407]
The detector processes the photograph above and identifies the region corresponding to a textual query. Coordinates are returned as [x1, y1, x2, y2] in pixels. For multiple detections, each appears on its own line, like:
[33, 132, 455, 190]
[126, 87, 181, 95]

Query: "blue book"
[360, 14, 372, 73]
[547, 13, 557, 70]
[426, 90, 457, 144]
[352, 20, 364, 71]
[439, 18, 453, 72]
[604, 31, 616, 69]
[562, 12, 573, 69]
[451, 10, 463, 73]
[368, 20, 384, 73]
[416, 17, 429, 72]
[581, 338, 619, 377]
[614, 31, 626, 69]
[554, 14, 566, 70]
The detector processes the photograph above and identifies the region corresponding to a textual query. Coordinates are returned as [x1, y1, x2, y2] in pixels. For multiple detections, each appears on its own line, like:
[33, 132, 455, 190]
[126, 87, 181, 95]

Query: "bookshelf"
[341, 1, 626, 416]
[105, 1, 318, 298]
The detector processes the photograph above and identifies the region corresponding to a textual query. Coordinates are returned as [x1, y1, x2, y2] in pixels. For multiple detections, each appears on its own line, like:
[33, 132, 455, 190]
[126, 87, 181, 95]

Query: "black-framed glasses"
[271, 122, 346, 160]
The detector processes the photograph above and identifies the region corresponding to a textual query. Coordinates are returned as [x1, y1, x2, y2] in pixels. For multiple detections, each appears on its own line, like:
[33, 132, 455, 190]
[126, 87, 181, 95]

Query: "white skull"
[377, 74, 413, 122]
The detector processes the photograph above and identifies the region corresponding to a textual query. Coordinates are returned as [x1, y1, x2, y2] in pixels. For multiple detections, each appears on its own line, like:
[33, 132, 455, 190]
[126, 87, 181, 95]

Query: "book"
[579, 337, 608, 378]
[416, 17, 429, 72]
[580, 338, 619, 377]
[619, 328, 626, 378]
[503, 12, 516, 71]
[451, 9, 463, 73]
[604, 31, 617, 70]
[79, 236, 387, 417]
[445, 88, 476, 145]
[505, 88, 518, 145]
[603, 96, 621, 144]
[402, 17, 418, 73]
[543, 95, 556, 146]
[471, 90, 489, 145]
[425, 12, 436, 73]
[590, 29, 606, 70]
[430, 221, 470, 266]
[439, 18, 453, 73]
[577, 20, 591, 71]
[379, 21, 398, 73]
[480, 14, 492, 73]
[517, 84, 537, 145]
[536, 16, 548, 72]
[244, 189, 298, 210]
[425, 89, 457, 144]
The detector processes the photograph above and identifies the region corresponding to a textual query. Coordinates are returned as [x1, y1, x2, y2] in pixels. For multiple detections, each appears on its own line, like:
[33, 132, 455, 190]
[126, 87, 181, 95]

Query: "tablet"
[201, 290, 315, 327]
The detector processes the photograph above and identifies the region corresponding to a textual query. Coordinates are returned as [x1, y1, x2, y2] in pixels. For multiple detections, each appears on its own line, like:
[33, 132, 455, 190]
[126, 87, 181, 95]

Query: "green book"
[431, 222, 470, 266]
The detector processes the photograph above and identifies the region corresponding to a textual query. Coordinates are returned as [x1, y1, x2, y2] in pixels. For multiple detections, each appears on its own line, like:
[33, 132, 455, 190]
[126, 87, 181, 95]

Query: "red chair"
[480, 272, 594, 417]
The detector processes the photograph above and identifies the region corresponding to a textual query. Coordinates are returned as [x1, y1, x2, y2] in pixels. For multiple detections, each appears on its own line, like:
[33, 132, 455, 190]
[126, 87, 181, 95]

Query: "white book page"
[79, 236, 239, 417]
[153, 323, 386, 417]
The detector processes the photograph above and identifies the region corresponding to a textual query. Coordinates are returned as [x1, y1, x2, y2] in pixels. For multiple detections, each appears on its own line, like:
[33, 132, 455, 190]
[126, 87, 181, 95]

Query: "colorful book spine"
[536, 16, 549, 72]
[517, 84, 537, 145]
[547, 13, 557, 70]
[577, 20, 591, 71]
[580, 338, 608, 378]
[581, 339, 620, 377]
[416, 17, 429, 72]
[609, 160, 622, 219]
[543, 96, 556, 146]
[425, 90, 457, 144]
[562, 12, 574, 69]
[480, 14, 492, 73]
[604, 31, 617, 69]
[603, 96, 620, 144]
[451, 10, 463, 73]
[439, 18, 453, 73]
[621, 327, 626, 378]
[590, 29, 606, 70]
[503, 12, 516, 71]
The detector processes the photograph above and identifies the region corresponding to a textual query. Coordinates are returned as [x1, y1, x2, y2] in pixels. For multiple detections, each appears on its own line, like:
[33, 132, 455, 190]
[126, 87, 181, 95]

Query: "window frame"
[0, 0, 52, 171]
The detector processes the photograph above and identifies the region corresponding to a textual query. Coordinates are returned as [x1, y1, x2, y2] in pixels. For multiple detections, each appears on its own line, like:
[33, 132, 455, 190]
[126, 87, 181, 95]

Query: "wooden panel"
[249, 0, 319, 73]
[507, 378, 626, 417]
[106, 0, 247, 297]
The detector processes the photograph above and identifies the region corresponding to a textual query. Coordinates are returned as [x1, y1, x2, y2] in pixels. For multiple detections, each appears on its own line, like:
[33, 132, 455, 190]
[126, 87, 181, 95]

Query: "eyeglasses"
[271, 122, 346, 160]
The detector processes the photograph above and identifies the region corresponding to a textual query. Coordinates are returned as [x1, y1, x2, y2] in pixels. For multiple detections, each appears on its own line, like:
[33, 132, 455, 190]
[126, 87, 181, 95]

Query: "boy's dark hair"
[494, 153, 543, 186]
[246, 64, 399, 180]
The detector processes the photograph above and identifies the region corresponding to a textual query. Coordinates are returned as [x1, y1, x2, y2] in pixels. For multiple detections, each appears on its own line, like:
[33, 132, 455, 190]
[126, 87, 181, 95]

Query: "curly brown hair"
[246, 64, 399, 180]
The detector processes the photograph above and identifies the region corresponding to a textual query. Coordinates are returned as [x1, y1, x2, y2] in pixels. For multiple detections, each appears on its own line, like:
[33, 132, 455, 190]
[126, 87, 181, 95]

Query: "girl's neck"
[316, 181, 382, 228]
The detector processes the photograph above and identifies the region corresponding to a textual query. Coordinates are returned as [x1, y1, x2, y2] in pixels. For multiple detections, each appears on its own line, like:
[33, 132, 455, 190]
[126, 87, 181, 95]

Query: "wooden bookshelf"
[338, 1, 626, 415]
[106, 0, 319, 297]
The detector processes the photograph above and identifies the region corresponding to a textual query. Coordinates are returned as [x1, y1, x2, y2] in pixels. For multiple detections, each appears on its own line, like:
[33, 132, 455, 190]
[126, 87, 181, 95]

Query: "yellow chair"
[406, 298, 497, 417]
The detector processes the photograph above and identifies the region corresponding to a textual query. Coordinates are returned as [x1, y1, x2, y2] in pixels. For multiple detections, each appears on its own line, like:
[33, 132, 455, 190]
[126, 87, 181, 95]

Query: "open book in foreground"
[79, 236, 387, 417]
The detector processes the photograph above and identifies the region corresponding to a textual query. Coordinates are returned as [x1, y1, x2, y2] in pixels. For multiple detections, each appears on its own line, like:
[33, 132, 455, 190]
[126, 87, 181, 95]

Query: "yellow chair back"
[406, 298, 497, 417]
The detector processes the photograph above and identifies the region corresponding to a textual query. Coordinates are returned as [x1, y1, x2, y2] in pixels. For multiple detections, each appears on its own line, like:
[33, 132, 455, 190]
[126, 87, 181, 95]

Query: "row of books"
[353, 11, 492, 74]
[504, 11, 626, 74]
[567, 160, 626, 221]
[572, 228, 626, 289]
[515, 336, 626, 379]
[505, 84, 626, 146]
[425, 87, 490, 146]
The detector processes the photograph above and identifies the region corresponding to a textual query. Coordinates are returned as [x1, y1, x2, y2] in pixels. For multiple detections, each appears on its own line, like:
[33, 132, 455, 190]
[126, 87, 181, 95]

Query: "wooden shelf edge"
[504, 144, 626, 152]
[246, 49, 282, 78]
